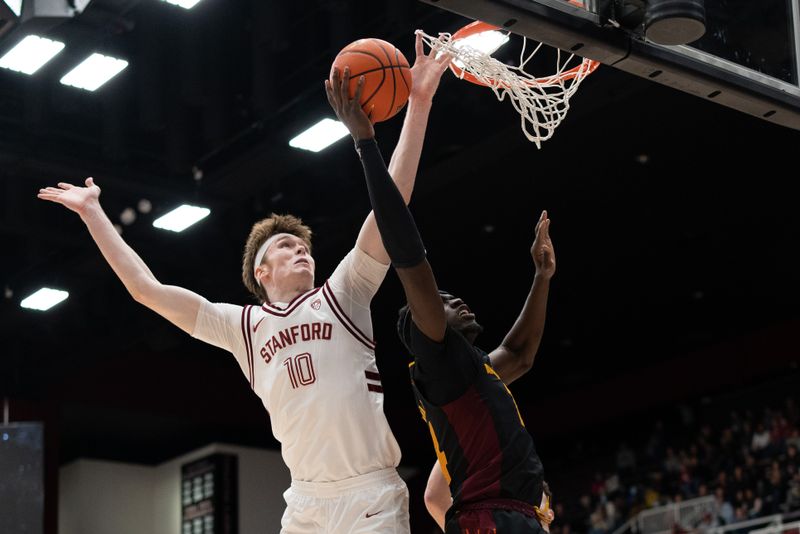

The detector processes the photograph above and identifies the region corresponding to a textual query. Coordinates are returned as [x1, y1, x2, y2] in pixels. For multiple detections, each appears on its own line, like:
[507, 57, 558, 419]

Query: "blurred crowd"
[552, 396, 800, 534]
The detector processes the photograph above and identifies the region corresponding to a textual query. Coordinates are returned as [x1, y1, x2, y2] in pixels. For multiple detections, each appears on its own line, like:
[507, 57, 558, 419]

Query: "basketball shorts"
[280, 467, 409, 534]
[445, 499, 547, 534]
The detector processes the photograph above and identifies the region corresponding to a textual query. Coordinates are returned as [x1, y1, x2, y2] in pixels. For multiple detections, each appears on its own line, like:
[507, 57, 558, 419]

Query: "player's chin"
[294, 263, 314, 276]
[460, 319, 483, 337]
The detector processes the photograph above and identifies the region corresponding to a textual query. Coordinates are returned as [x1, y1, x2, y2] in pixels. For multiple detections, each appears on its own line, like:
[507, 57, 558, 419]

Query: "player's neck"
[265, 280, 312, 306]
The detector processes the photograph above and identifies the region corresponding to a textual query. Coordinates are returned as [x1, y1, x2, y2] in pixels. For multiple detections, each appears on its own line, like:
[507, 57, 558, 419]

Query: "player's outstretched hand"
[531, 210, 555, 279]
[410, 31, 453, 103]
[325, 66, 375, 142]
[37, 177, 101, 217]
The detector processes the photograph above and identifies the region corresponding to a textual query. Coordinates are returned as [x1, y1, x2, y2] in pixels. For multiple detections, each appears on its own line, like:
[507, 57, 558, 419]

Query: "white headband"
[253, 232, 293, 276]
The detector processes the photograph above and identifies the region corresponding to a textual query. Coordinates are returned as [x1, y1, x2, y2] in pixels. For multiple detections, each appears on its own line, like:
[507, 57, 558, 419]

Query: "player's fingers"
[435, 47, 452, 64]
[331, 69, 343, 99]
[415, 31, 424, 58]
[432, 33, 448, 60]
[353, 75, 365, 104]
[37, 192, 60, 202]
[41, 187, 62, 195]
[85, 177, 95, 187]
[57, 182, 75, 190]
[341, 66, 351, 94]
[324, 80, 337, 107]
[535, 211, 547, 235]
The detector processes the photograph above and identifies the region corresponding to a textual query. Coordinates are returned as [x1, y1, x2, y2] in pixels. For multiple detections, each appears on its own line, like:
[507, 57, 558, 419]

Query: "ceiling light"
[20, 287, 69, 311]
[289, 118, 349, 152]
[161, 0, 203, 8]
[450, 30, 510, 69]
[0, 35, 65, 75]
[453, 30, 510, 55]
[153, 205, 210, 232]
[3, 0, 22, 17]
[60, 53, 128, 91]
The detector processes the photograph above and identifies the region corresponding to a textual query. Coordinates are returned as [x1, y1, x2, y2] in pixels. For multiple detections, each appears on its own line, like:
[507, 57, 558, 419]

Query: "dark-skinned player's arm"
[488, 210, 556, 385]
[350, 32, 451, 266]
[325, 67, 445, 343]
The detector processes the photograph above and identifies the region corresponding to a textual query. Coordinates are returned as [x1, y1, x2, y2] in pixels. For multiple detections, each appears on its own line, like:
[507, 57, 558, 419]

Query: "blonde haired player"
[38, 33, 451, 534]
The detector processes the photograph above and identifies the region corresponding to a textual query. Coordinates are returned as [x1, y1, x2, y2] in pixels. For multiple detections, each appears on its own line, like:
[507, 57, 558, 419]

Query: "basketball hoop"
[420, 22, 600, 147]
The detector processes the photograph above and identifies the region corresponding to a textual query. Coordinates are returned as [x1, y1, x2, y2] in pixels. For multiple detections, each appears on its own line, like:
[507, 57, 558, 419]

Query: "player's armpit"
[488, 346, 532, 385]
[395, 260, 446, 343]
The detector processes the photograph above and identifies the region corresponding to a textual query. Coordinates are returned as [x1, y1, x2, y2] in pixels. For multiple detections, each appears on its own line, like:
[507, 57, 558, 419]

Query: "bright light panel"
[0, 35, 65, 75]
[451, 30, 510, 69]
[3, 0, 22, 17]
[60, 53, 128, 91]
[20, 288, 69, 311]
[153, 205, 210, 232]
[161, 0, 203, 8]
[289, 118, 349, 152]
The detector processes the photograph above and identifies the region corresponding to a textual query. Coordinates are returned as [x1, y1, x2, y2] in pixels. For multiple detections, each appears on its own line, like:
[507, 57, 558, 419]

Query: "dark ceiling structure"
[1, 0, 799, 520]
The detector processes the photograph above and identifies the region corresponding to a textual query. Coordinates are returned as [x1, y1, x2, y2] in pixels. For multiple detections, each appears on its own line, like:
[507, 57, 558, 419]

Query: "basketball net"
[419, 23, 599, 148]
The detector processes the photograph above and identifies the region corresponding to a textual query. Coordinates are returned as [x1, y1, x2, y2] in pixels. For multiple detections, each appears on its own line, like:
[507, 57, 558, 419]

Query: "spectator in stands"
[714, 487, 735, 525]
[747, 492, 763, 519]
[731, 465, 751, 495]
[785, 471, 800, 511]
[762, 463, 785, 514]
[559, 393, 800, 533]
[664, 448, 682, 474]
[787, 429, 800, 452]
[752, 422, 772, 456]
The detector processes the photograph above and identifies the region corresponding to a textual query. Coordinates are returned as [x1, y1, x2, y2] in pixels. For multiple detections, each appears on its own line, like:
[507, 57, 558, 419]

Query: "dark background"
[1, 0, 799, 531]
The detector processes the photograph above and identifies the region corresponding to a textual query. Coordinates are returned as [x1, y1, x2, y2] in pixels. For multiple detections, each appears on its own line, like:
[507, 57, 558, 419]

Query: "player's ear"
[255, 263, 271, 284]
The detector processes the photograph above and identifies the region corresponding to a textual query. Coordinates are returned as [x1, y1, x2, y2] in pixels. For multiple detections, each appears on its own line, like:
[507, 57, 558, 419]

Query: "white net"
[419, 27, 598, 148]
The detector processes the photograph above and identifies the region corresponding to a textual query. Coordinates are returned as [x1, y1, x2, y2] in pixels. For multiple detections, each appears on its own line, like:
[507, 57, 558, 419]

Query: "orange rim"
[448, 20, 600, 87]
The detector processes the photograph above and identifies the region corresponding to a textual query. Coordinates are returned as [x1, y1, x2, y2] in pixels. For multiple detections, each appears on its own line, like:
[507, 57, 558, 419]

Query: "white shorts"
[280, 468, 410, 534]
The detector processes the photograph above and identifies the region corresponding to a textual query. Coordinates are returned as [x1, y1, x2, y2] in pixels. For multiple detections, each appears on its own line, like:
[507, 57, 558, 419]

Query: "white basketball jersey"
[192, 248, 402, 482]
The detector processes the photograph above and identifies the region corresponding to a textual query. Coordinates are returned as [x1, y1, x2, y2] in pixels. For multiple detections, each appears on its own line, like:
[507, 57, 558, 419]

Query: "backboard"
[419, 0, 800, 129]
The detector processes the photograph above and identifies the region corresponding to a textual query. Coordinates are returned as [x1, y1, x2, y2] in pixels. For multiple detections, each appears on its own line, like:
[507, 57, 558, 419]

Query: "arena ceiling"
[1, 0, 799, 471]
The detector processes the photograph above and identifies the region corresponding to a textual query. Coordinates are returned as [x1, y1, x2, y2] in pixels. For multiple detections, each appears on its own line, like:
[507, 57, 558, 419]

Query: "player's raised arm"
[488, 211, 556, 384]
[325, 69, 445, 342]
[37, 178, 206, 334]
[351, 32, 451, 265]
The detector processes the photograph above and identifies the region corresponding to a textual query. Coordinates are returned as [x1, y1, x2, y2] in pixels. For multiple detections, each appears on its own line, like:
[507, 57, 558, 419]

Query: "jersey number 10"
[283, 353, 317, 389]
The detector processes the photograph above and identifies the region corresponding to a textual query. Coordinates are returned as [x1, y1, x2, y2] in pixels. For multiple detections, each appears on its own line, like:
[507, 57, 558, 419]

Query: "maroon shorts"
[445, 499, 546, 534]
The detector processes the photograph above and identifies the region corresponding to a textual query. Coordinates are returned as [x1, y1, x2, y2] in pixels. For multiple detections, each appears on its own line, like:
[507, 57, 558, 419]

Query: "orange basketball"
[331, 38, 412, 123]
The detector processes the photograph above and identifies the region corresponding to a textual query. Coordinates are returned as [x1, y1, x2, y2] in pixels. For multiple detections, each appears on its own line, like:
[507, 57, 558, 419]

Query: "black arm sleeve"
[356, 138, 426, 269]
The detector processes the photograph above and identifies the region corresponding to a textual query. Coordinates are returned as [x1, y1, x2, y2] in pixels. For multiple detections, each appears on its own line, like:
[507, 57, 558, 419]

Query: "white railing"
[603, 492, 800, 534]
[707, 514, 783, 534]
[611, 517, 636, 534]
[749, 520, 800, 534]
[637, 496, 716, 534]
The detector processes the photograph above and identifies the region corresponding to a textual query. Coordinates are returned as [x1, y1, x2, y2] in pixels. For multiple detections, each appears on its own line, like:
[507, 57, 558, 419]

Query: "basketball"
[331, 38, 413, 123]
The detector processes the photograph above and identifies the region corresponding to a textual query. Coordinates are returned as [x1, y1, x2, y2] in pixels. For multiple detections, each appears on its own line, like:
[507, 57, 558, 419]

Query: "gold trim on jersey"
[427, 420, 452, 485]
[484, 363, 526, 428]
